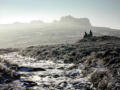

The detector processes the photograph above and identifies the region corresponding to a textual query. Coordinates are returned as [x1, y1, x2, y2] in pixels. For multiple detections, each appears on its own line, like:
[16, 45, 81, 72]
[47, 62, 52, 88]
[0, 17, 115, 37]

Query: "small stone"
[22, 81, 37, 87]
[58, 81, 68, 88]
[53, 74, 60, 78]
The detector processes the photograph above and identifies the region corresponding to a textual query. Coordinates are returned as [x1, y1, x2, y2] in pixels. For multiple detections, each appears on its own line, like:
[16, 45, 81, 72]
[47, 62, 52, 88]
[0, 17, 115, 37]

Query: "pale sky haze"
[0, 0, 120, 29]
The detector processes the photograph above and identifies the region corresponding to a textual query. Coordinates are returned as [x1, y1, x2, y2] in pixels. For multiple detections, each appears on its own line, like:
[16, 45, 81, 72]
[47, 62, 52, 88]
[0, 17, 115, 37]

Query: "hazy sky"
[0, 0, 120, 29]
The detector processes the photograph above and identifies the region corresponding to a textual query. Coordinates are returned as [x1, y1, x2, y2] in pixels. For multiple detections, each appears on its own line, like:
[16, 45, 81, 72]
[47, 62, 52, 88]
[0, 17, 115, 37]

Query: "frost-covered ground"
[0, 52, 92, 90]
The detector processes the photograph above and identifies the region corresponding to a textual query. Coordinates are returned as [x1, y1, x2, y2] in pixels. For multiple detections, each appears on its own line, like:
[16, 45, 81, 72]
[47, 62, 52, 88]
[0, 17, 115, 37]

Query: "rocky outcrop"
[59, 15, 91, 27]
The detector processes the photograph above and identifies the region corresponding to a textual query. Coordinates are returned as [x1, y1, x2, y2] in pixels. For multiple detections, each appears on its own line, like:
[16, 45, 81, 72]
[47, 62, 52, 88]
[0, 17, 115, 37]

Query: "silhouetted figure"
[89, 30, 93, 37]
[84, 32, 88, 38]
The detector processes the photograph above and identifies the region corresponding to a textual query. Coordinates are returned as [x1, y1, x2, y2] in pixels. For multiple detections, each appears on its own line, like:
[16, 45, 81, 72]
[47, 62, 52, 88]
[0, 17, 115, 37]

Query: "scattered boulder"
[22, 81, 37, 87]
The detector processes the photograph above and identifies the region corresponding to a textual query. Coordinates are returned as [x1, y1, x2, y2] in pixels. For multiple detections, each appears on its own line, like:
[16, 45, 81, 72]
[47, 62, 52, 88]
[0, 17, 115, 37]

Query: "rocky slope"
[20, 36, 120, 90]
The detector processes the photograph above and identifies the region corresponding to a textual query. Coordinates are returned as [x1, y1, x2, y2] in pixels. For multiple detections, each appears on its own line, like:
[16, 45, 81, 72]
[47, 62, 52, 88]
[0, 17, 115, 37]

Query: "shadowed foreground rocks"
[20, 36, 120, 90]
[0, 58, 21, 89]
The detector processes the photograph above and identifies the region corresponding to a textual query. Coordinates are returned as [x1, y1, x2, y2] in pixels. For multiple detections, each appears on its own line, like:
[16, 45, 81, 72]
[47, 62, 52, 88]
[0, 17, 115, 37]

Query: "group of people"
[84, 30, 93, 38]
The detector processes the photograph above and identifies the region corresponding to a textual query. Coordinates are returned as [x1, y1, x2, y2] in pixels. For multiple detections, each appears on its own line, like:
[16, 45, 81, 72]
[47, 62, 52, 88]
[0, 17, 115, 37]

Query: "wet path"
[0, 52, 91, 90]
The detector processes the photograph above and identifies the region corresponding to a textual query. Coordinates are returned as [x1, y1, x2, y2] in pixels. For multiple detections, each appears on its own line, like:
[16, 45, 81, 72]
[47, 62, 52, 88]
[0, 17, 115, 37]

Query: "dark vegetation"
[20, 33, 120, 90]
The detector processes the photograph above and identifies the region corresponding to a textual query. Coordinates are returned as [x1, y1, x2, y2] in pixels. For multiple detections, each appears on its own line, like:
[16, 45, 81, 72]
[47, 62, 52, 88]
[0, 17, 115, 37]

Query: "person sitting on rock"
[84, 32, 88, 38]
[89, 30, 93, 37]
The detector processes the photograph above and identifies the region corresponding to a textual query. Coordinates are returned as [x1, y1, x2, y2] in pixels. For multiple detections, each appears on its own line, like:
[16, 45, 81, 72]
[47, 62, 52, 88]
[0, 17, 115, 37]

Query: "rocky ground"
[0, 36, 120, 90]
[0, 52, 92, 90]
[20, 36, 120, 90]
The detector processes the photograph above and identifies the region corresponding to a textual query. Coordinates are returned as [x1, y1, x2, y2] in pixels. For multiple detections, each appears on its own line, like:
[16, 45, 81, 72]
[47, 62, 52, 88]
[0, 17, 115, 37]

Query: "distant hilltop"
[58, 15, 91, 26]
[30, 15, 91, 27]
